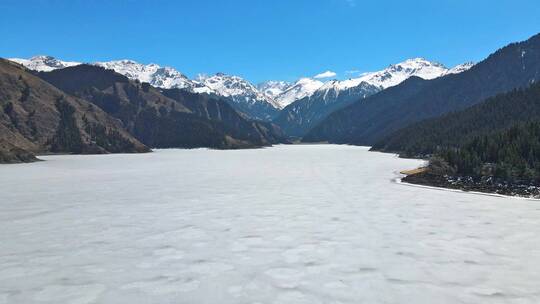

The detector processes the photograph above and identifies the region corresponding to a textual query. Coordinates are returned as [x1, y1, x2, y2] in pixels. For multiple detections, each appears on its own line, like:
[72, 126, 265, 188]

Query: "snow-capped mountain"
[272, 78, 324, 108]
[360, 57, 450, 89]
[9, 55, 80, 72]
[257, 81, 292, 100]
[447, 62, 475, 74]
[199, 73, 278, 106]
[294, 58, 474, 104]
[199, 73, 281, 120]
[9, 56, 280, 119]
[272, 80, 380, 137]
[330, 58, 471, 93]
[94, 60, 212, 93]
[262, 58, 474, 109]
[8, 56, 474, 124]
[273, 58, 474, 137]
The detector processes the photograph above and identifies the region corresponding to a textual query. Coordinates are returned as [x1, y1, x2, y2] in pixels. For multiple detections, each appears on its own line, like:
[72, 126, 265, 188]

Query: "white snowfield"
[1, 145, 540, 304]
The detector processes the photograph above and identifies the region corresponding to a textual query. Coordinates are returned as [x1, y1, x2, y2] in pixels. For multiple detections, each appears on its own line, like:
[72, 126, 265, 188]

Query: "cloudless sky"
[1, 0, 540, 83]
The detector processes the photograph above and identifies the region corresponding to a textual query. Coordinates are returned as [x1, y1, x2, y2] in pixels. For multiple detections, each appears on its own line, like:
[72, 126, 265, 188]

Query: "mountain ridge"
[35, 64, 287, 149]
[303, 33, 540, 145]
[274, 58, 473, 137]
[0, 59, 150, 162]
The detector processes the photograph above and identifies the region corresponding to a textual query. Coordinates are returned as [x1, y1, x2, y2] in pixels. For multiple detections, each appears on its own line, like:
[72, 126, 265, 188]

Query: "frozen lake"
[1, 145, 540, 304]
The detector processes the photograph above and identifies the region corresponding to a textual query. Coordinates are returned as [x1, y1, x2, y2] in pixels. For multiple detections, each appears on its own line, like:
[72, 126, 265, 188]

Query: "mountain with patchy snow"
[273, 58, 474, 137]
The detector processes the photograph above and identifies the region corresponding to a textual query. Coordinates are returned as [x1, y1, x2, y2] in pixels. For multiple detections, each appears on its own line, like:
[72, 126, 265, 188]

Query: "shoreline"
[394, 170, 539, 201]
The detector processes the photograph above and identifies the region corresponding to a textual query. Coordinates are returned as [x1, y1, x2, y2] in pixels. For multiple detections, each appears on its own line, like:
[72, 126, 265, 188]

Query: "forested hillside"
[404, 121, 540, 197]
[372, 82, 540, 157]
[438, 121, 540, 181]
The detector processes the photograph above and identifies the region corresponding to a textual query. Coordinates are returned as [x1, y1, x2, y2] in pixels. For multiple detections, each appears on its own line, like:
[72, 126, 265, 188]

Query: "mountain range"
[303, 33, 540, 145]
[10, 56, 473, 126]
[0, 58, 290, 162]
[6, 33, 540, 168]
[5, 32, 540, 197]
[273, 58, 473, 136]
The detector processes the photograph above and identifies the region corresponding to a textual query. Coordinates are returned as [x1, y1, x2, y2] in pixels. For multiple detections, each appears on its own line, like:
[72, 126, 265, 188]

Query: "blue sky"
[1, 0, 540, 83]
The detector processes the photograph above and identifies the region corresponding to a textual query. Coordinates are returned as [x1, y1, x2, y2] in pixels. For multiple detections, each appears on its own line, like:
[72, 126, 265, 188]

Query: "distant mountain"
[199, 73, 281, 120]
[257, 81, 293, 104]
[273, 78, 324, 108]
[273, 81, 380, 137]
[447, 62, 475, 74]
[36, 65, 286, 149]
[371, 81, 540, 157]
[10, 56, 282, 121]
[262, 58, 473, 112]
[9, 55, 80, 72]
[275, 58, 470, 137]
[94, 60, 212, 94]
[159, 88, 288, 146]
[350, 58, 468, 90]
[0, 59, 149, 163]
[303, 33, 540, 145]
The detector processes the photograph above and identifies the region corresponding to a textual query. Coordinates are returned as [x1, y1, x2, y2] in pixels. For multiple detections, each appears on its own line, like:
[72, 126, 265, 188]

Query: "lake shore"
[399, 168, 540, 199]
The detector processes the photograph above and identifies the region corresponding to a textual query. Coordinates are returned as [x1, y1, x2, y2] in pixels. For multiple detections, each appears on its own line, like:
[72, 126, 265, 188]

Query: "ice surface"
[1, 145, 540, 303]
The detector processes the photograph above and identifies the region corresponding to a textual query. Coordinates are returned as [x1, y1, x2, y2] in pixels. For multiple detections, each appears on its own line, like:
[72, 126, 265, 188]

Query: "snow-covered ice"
[1, 145, 540, 303]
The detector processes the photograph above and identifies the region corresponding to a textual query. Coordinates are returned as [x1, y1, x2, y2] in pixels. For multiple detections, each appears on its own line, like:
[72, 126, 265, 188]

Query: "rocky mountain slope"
[36, 65, 287, 149]
[0, 59, 149, 163]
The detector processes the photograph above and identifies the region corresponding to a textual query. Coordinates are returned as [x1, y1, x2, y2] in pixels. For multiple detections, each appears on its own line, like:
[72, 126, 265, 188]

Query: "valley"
[4, 33, 540, 198]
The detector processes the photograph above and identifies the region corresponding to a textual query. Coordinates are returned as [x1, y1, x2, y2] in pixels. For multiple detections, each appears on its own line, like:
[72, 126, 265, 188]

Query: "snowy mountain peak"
[94, 59, 199, 90]
[359, 58, 450, 89]
[9, 55, 80, 72]
[200, 73, 281, 109]
[285, 58, 475, 108]
[257, 81, 293, 100]
[273, 78, 325, 108]
[269, 58, 465, 108]
[8, 55, 474, 118]
[447, 62, 475, 74]
[399, 57, 446, 68]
